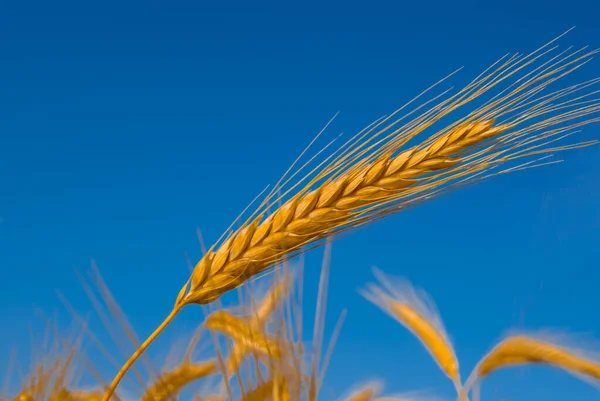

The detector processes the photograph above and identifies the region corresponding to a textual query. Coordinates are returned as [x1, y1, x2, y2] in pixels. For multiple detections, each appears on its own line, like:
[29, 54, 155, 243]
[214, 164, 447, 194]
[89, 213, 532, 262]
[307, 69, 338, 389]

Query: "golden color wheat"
[205, 311, 283, 362]
[140, 361, 217, 401]
[361, 270, 460, 383]
[465, 335, 600, 390]
[342, 383, 382, 401]
[10, 251, 600, 400]
[226, 274, 292, 373]
[90, 34, 600, 399]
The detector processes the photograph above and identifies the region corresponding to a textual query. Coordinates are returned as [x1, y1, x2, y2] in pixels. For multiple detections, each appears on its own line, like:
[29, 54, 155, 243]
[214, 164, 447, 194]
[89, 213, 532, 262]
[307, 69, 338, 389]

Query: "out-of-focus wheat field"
[1, 1, 599, 400]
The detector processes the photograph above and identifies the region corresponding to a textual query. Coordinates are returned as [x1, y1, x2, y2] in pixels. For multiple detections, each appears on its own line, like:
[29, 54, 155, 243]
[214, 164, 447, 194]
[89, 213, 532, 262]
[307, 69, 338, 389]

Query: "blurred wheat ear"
[464, 334, 600, 400]
[103, 32, 600, 400]
[361, 270, 463, 397]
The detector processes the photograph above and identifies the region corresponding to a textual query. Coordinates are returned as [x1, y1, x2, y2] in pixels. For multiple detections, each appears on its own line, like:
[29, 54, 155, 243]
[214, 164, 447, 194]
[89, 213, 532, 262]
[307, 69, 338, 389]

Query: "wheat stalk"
[103, 35, 600, 400]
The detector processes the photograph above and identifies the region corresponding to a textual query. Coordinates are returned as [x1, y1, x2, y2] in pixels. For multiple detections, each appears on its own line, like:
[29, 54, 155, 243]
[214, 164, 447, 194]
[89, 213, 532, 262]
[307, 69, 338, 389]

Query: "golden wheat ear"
[360, 269, 463, 395]
[181, 41, 600, 308]
[464, 333, 600, 398]
[140, 361, 217, 401]
[340, 381, 384, 401]
[103, 34, 600, 400]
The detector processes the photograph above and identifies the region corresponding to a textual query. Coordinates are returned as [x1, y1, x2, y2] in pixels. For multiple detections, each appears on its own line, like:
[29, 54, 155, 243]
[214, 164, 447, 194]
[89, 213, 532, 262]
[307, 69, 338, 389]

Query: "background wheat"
[6, 253, 600, 401]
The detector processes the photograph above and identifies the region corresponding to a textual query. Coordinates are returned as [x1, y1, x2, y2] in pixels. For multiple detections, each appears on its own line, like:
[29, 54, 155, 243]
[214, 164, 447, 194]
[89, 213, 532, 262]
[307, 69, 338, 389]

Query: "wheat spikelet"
[103, 35, 600, 399]
[465, 335, 600, 392]
[361, 269, 461, 390]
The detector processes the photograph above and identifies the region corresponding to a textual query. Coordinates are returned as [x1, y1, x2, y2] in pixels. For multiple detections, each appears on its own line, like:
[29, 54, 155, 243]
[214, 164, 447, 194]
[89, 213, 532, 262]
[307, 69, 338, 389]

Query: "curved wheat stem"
[103, 36, 600, 400]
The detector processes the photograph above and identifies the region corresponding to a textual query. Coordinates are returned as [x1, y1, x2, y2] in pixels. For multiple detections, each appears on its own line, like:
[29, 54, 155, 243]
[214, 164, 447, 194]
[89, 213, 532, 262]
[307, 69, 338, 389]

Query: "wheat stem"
[102, 306, 181, 401]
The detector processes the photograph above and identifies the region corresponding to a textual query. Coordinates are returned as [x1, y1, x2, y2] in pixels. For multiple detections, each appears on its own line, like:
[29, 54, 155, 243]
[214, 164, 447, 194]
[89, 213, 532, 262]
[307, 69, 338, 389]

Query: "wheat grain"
[103, 37, 600, 400]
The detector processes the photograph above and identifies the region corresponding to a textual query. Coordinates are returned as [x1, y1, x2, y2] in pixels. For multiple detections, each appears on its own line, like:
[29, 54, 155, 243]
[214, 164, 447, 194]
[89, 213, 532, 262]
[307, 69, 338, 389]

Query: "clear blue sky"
[1, 1, 599, 400]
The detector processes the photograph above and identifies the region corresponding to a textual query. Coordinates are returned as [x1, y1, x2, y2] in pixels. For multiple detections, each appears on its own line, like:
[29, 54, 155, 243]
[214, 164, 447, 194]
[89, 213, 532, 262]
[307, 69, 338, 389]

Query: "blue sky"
[1, 1, 600, 399]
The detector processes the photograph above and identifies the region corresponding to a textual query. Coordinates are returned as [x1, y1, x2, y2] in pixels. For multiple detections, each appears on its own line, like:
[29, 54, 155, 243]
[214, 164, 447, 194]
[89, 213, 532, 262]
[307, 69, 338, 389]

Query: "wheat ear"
[140, 360, 217, 401]
[239, 379, 274, 401]
[227, 273, 292, 373]
[343, 382, 383, 401]
[67, 391, 107, 401]
[464, 335, 600, 392]
[205, 311, 283, 361]
[180, 49, 600, 307]
[273, 376, 291, 401]
[361, 270, 461, 392]
[103, 36, 600, 400]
